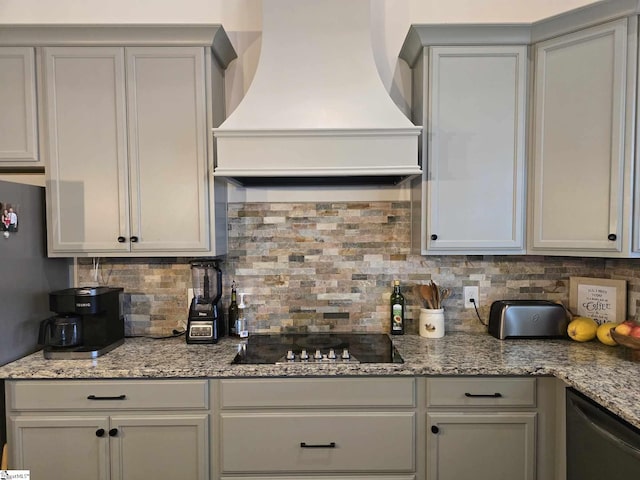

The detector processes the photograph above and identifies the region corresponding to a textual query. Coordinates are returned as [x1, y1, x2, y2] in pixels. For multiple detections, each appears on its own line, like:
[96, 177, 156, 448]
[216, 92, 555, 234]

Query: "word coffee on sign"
[577, 284, 616, 325]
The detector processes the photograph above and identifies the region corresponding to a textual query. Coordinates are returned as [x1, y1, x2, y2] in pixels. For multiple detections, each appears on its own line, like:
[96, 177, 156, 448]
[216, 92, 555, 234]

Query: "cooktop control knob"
[300, 349, 309, 361]
[341, 348, 350, 360]
[327, 349, 337, 360]
[314, 349, 323, 360]
[286, 350, 295, 361]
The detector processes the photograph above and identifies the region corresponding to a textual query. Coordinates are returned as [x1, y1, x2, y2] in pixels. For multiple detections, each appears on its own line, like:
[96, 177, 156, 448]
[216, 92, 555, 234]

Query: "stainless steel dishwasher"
[567, 388, 640, 479]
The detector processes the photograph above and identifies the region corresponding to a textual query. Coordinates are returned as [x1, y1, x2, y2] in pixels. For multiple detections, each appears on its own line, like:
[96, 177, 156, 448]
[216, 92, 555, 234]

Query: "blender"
[186, 259, 224, 344]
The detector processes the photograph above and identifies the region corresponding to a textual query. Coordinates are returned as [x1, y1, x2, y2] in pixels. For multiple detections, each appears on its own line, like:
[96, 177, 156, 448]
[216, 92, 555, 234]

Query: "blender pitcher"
[190, 260, 222, 304]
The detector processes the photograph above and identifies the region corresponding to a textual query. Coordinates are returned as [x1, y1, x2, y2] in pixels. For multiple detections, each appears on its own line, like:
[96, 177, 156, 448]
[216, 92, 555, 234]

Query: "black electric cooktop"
[231, 333, 403, 364]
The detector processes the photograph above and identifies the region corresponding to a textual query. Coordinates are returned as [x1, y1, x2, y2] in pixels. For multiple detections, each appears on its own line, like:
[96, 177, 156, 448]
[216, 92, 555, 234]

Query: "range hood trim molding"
[213, 166, 423, 177]
[213, 127, 422, 138]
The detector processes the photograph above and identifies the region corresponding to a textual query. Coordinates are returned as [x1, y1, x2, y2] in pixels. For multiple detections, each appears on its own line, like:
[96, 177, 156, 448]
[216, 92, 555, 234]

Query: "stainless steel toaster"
[488, 300, 568, 339]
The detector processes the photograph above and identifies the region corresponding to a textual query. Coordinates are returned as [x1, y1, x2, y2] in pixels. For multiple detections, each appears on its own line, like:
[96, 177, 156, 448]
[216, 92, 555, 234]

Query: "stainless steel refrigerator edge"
[0, 180, 71, 449]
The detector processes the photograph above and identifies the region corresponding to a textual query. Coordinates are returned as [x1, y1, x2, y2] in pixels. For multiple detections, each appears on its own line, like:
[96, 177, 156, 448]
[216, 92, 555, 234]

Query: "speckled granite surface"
[1, 332, 639, 429]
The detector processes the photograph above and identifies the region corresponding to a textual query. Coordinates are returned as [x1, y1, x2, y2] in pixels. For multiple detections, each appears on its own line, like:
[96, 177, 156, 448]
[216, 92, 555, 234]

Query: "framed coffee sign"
[569, 276, 627, 324]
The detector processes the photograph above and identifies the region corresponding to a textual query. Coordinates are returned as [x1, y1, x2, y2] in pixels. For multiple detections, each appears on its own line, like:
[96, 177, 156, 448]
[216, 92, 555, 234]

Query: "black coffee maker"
[39, 287, 124, 359]
[186, 259, 223, 344]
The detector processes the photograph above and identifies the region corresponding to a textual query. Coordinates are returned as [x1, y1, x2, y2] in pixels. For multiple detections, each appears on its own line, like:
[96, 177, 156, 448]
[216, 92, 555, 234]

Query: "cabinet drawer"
[427, 378, 536, 407]
[220, 377, 415, 408]
[220, 412, 415, 473]
[8, 380, 209, 411]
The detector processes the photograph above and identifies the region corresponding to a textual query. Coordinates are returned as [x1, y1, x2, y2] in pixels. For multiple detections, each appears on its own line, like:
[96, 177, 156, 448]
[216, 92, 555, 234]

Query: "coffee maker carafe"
[186, 259, 223, 344]
[38, 315, 82, 348]
[39, 287, 124, 359]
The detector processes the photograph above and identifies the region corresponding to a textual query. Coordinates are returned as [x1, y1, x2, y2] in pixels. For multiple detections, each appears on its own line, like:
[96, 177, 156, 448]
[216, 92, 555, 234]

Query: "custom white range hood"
[213, 0, 421, 186]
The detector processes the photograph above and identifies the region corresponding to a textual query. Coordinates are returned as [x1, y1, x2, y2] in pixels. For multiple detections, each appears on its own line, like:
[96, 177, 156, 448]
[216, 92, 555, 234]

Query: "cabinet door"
[43, 47, 130, 254]
[531, 19, 628, 253]
[0, 47, 38, 164]
[10, 415, 110, 480]
[425, 46, 527, 253]
[109, 414, 208, 480]
[126, 47, 209, 252]
[427, 413, 536, 480]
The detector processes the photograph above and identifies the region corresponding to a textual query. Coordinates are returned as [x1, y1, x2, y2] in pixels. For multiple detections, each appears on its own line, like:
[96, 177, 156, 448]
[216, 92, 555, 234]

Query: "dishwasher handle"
[570, 394, 640, 460]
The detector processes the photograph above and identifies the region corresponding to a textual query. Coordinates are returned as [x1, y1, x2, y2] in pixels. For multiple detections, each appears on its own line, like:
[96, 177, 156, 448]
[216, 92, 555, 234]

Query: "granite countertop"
[1, 332, 638, 429]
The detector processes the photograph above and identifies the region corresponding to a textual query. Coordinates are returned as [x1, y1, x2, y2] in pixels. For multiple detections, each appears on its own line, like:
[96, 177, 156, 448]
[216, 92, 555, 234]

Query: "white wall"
[0, 0, 598, 201]
[0, 0, 597, 112]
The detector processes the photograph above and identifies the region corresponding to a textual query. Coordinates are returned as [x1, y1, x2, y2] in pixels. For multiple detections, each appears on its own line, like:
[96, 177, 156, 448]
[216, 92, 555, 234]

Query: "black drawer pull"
[465, 392, 502, 398]
[608, 233, 617, 241]
[300, 442, 336, 449]
[87, 394, 127, 401]
[130, 236, 139, 243]
[95, 428, 105, 437]
[109, 428, 118, 437]
[431, 234, 438, 240]
[431, 425, 440, 434]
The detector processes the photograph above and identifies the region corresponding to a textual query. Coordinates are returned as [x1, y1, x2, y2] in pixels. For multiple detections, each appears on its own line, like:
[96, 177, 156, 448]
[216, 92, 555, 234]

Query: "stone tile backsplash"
[77, 201, 640, 336]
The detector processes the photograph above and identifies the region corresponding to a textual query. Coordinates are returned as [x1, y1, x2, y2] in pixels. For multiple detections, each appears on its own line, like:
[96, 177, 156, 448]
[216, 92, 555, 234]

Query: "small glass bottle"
[237, 293, 248, 338]
[228, 281, 238, 336]
[390, 280, 405, 335]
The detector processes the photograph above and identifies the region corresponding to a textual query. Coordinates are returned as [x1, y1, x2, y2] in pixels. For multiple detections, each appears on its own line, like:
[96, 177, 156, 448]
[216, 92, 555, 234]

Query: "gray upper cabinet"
[43, 46, 130, 254]
[0, 47, 39, 165]
[125, 47, 209, 252]
[29, 26, 237, 257]
[44, 46, 212, 255]
[401, 28, 528, 255]
[529, 18, 634, 256]
[402, 0, 640, 258]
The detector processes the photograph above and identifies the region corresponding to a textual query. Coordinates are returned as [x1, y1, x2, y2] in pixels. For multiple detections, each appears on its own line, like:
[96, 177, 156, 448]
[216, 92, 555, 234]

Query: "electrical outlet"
[187, 288, 194, 309]
[464, 286, 479, 309]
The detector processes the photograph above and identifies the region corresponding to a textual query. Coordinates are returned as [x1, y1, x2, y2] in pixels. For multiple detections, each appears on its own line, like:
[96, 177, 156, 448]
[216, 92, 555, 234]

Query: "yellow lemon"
[567, 317, 598, 342]
[596, 322, 619, 346]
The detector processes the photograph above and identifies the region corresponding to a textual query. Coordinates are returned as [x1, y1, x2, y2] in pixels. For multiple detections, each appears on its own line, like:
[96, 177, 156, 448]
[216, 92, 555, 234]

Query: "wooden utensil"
[420, 284, 435, 309]
[431, 281, 440, 308]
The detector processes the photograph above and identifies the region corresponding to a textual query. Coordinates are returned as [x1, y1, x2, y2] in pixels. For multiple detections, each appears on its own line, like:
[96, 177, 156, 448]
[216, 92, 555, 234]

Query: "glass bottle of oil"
[390, 280, 405, 335]
[228, 281, 238, 336]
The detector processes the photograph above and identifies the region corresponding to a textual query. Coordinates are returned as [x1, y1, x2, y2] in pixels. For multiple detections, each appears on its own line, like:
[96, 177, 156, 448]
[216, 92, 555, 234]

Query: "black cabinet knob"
[109, 428, 118, 437]
[130, 236, 139, 243]
[117, 236, 126, 243]
[431, 425, 440, 434]
[431, 234, 438, 241]
[608, 233, 617, 241]
[95, 428, 105, 437]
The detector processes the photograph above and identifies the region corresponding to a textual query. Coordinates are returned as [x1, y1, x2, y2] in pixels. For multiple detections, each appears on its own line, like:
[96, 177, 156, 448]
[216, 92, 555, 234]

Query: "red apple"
[629, 325, 640, 339]
[615, 322, 634, 336]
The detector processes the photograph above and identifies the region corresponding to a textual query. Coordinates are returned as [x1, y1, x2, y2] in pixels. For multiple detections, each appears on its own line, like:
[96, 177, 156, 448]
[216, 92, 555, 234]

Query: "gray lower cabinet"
[4, 376, 559, 480]
[217, 378, 417, 480]
[6, 380, 210, 480]
[426, 412, 536, 480]
[0, 46, 39, 165]
[40, 36, 230, 257]
[426, 378, 538, 480]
